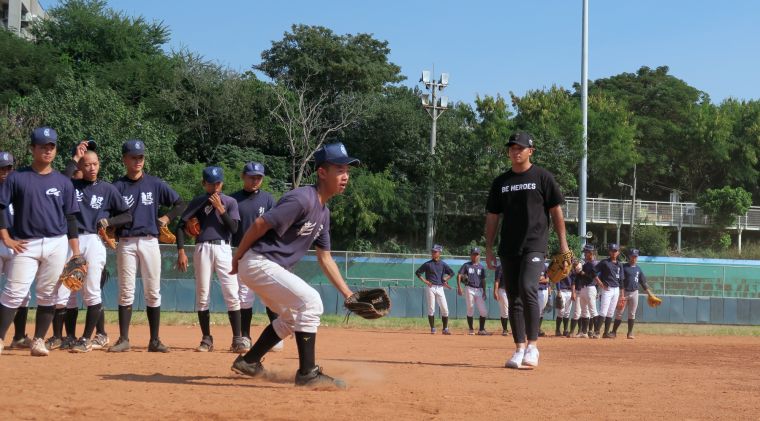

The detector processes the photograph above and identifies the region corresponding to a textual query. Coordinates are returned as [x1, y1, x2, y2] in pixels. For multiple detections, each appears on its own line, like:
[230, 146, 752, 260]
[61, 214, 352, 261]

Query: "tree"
[697, 186, 752, 228]
[0, 30, 70, 106]
[257, 24, 404, 94]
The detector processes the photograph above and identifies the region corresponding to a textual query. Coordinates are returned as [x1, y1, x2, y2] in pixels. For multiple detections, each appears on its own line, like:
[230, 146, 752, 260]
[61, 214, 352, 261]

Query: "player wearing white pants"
[416, 244, 455, 335]
[493, 261, 510, 336]
[612, 249, 652, 339]
[229, 142, 360, 389]
[574, 244, 599, 338]
[0, 126, 81, 357]
[176, 166, 245, 353]
[457, 247, 490, 335]
[464, 287, 487, 319]
[0, 189, 32, 349]
[537, 271, 550, 337]
[595, 243, 623, 339]
[110, 139, 185, 354]
[554, 273, 573, 337]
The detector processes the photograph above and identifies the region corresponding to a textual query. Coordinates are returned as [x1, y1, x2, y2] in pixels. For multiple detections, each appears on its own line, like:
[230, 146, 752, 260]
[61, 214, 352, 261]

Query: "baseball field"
[1, 315, 758, 420]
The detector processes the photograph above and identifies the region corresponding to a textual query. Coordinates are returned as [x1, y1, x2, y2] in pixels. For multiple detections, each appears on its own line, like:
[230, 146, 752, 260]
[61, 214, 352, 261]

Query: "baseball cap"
[202, 166, 224, 183]
[70, 140, 98, 157]
[0, 151, 14, 167]
[608, 243, 620, 251]
[243, 162, 265, 176]
[432, 244, 443, 252]
[31, 127, 58, 145]
[582, 244, 595, 252]
[470, 247, 480, 255]
[314, 142, 360, 167]
[629, 248, 640, 257]
[122, 139, 146, 156]
[507, 132, 534, 148]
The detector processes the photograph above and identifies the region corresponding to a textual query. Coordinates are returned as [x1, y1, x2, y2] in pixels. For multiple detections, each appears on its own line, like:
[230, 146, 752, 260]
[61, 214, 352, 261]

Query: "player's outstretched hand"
[457, 287, 463, 296]
[485, 249, 497, 270]
[3, 237, 27, 254]
[493, 289, 499, 301]
[229, 256, 239, 275]
[176, 251, 188, 272]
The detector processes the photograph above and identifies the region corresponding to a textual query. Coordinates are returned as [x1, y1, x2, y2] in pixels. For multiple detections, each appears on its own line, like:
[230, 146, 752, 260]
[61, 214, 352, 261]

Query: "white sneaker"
[31, 337, 50, 357]
[270, 341, 284, 352]
[0, 338, 4, 355]
[505, 349, 525, 369]
[522, 346, 539, 368]
[91, 334, 109, 350]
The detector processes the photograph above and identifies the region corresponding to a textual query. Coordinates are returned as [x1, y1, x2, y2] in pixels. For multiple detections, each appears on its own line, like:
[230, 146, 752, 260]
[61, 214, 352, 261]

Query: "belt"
[198, 239, 228, 245]
[625, 289, 638, 292]
[78, 230, 96, 235]
[466, 285, 483, 289]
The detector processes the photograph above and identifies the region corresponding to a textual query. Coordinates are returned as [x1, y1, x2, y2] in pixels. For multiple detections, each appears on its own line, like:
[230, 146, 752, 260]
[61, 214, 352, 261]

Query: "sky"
[45, 0, 760, 105]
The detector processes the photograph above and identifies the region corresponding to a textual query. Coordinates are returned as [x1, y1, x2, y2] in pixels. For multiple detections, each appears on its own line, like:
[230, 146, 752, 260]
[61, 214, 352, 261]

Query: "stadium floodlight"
[419, 67, 451, 250]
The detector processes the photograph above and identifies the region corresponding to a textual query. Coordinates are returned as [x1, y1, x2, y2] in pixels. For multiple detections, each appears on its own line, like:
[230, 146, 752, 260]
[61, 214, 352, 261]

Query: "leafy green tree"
[718, 99, 760, 200]
[697, 186, 753, 227]
[257, 24, 404, 93]
[586, 94, 637, 193]
[632, 225, 670, 256]
[0, 30, 70, 106]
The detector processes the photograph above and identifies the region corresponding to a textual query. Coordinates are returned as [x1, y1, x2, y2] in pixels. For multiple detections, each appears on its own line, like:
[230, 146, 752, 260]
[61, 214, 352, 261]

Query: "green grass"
[27, 310, 760, 337]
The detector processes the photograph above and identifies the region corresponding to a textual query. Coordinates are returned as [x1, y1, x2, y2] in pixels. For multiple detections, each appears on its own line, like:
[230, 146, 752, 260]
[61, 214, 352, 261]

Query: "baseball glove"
[184, 217, 201, 237]
[344, 288, 391, 320]
[554, 292, 564, 309]
[98, 226, 117, 250]
[547, 250, 575, 283]
[60, 255, 88, 292]
[158, 224, 176, 244]
[647, 294, 663, 308]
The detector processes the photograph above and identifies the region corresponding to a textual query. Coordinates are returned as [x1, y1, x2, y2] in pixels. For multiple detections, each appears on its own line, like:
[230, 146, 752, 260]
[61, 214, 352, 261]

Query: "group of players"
[414, 241, 654, 340]
[0, 126, 362, 388]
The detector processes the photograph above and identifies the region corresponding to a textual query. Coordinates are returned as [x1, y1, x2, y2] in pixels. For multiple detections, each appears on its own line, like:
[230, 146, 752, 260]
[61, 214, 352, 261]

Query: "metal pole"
[630, 163, 637, 245]
[426, 74, 438, 251]
[578, 0, 589, 246]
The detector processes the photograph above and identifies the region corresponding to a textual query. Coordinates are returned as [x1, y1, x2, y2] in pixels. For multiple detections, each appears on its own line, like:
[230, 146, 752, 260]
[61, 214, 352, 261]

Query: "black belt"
[198, 239, 228, 245]
[625, 289, 638, 292]
[79, 230, 96, 234]
[466, 285, 483, 289]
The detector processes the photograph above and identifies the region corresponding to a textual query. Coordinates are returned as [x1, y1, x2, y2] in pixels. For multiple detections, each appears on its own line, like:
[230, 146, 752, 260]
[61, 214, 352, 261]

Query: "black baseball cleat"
[231, 356, 266, 378]
[148, 338, 171, 353]
[295, 366, 347, 389]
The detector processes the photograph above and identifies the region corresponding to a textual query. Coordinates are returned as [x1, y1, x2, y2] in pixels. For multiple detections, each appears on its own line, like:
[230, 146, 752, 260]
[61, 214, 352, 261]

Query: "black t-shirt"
[486, 165, 564, 257]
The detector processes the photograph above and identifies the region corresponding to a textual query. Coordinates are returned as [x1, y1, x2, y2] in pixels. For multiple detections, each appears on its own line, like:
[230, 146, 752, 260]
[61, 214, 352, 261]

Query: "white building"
[1, 0, 46, 39]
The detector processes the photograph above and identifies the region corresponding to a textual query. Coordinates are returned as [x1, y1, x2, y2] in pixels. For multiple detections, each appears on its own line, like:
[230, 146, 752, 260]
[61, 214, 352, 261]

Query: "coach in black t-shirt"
[485, 132, 569, 370]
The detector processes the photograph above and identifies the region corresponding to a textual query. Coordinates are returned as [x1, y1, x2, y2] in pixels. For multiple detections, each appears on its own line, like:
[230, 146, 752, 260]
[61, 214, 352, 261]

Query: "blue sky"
[46, 0, 760, 104]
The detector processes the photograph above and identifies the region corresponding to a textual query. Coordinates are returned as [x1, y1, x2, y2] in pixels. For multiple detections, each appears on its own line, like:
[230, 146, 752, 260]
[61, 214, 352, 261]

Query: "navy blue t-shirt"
[251, 185, 330, 270]
[538, 264, 549, 290]
[0, 168, 79, 239]
[458, 261, 486, 288]
[494, 262, 506, 290]
[113, 174, 180, 237]
[230, 189, 275, 247]
[415, 259, 454, 285]
[181, 193, 240, 243]
[2, 203, 13, 237]
[558, 273, 574, 290]
[72, 179, 129, 233]
[579, 260, 599, 287]
[622, 264, 648, 291]
[596, 258, 623, 288]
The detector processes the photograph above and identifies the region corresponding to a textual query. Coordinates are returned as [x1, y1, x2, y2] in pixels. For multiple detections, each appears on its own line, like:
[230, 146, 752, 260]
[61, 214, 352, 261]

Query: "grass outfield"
[24, 310, 760, 337]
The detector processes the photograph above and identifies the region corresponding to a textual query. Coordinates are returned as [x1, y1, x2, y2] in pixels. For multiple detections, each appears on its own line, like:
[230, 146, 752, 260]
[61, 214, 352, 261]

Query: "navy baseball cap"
[608, 243, 620, 251]
[432, 244, 443, 252]
[314, 142, 360, 167]
[243, 162, 265, 176]
[629, 248, 640, 257]
[0, 151, 14, 167]
[122, 139, 146, 156]
[203, 166, 224, 183]
[470, 247, 480, 255]
[31, 127, 58, 145]
[70, 140, 98, 157]
[507, 132, 534, 148]
[583, 244, 595, 252]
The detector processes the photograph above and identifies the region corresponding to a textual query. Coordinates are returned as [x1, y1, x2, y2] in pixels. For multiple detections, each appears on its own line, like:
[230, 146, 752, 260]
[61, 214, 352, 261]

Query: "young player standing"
[229, 142, 358, 388]
[416, 244, 455, 335]
[176, 166, 247, 353]
[0, 127, 81, 356]
[493, 259, 510, 336]
[109, 140, 185, 353]
[537, 265, 550, 337]
[485, 132, 569, 369]
[555, 271, 574, 337]
[229, 162, 279, 350]
[596, 243, 623, 339]
[612, 248, 653, 339]
[575, 244, 599, 338]
[457, 247, 490, 335]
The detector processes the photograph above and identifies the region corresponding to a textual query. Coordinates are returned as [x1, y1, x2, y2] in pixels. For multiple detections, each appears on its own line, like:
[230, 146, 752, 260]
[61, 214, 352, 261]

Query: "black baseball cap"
[507, 132, 534, 148]
[314, 142, 360, 167]
[0, 151, 13, 167]
[202, 166, 224, 183]
[122, 139, 146, 156]
[31, 127, 58, 145]
[629, 248, 640, 257]
[243, 162, 265, 176]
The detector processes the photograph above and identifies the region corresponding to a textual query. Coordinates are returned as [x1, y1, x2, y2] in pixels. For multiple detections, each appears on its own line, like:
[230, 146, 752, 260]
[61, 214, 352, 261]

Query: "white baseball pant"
[238, 281, 255, 310]
[464, 286, 487, 317]
[572, 292, 582, 320]
[497, 288, 509, 318]
[0, 245, 30, 306]
[117, 236, 162, 307]
[0, 235, 68, 308]
[598, 287, 620, 318]
[615, 290, 640, 320]
[426, 284, 449, 317]
[194, 242, 240, 311]
[237, 250, 322, 338]
[558, 289, 573, 318]
[579, 286, 598, 318]
[538, 288, 549, 313]
[53, 234, 108, 308]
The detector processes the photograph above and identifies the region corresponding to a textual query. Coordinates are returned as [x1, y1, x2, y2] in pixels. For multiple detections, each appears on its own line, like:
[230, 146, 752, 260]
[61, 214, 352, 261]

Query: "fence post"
[722, 266, 726, 298]
[345, 250, 349, 281]
[663, 263, 667, 295]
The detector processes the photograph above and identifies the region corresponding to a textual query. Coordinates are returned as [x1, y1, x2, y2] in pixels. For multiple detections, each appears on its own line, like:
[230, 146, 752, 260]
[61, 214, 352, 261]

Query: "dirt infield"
[1, 324, 758, 420]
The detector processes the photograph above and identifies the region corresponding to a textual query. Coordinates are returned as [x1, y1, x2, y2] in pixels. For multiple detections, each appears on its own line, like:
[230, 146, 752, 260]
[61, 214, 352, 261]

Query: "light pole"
[420, 69, 449, 250]
[618, 179, 636, 245]
[578, 0, 589, 247]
